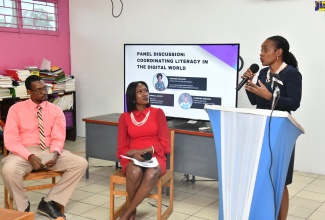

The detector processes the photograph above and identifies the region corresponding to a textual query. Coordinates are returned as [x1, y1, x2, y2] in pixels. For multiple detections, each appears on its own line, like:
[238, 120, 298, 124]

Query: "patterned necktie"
[37, 105, 46, 150]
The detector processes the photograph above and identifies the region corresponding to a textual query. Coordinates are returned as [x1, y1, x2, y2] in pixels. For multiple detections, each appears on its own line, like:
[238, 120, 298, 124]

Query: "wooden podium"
[205, 105, 304, 220]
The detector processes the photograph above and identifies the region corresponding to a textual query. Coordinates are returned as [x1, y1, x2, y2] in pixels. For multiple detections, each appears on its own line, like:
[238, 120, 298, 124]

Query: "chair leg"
[168, 177, 174, 216]
[110, 180, 115, 220]
[157, 184, 163, 220]
[9, 196, 14, 209]
[160, 179, 174, 220]
[110, 180, 128, 220]
[4, 186, 9, 209]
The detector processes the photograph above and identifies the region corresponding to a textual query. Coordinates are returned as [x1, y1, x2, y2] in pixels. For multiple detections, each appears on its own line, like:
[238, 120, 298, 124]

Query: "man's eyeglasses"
[30, 87, 48, 93]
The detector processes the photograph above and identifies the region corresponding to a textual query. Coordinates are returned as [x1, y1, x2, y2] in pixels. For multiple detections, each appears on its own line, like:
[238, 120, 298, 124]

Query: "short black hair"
[25, 75, 43, 90]
[126, 81, 150, 112]
[156, 73, 163, 79]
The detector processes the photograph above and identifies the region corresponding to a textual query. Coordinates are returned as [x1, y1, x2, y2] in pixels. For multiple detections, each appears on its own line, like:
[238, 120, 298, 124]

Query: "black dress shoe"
[24, 201, 30, 212]
[37, 197, 66, 220]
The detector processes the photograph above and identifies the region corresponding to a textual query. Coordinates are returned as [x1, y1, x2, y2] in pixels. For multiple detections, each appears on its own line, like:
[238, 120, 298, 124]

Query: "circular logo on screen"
[178, 93, 192, 110]
[153, 73, 168, 92]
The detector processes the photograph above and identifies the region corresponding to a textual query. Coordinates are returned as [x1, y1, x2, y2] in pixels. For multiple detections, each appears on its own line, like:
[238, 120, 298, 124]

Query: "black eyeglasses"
[30, 87, 48, 93]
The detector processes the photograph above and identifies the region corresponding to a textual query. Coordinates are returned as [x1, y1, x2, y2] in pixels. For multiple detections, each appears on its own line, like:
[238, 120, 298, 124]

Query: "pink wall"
[0, 1, 71, 75]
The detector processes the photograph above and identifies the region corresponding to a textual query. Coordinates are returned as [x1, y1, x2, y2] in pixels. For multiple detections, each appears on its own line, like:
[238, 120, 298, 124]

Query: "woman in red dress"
[117, 81, 170, 220]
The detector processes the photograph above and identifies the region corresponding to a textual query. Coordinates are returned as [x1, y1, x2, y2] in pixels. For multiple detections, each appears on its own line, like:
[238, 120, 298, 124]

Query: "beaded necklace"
[130, 110, 150, 126]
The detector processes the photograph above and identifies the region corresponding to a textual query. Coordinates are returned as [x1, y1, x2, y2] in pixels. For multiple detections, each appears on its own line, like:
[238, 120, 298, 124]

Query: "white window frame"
[0, 0, 59, 35]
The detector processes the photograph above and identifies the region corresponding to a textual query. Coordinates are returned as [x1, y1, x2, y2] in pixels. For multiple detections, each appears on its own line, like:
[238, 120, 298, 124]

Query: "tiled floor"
[1, 137, 325, 219]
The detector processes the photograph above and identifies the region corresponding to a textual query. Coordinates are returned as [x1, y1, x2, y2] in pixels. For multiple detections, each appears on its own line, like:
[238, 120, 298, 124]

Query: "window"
[0, 0, 17, 28]
[0, 0, 58, 35]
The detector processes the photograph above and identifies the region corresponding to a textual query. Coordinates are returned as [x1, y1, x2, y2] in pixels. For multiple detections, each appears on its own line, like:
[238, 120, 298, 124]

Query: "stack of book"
[25, 66, 40, 76]
[52, 77, 75, 93]
[48, 93, 74, 111]
[3, 66, 75, 97]
[46, 83, 53, 94]
[11, 83, 29, 99]
[0, 75, 13, 88]
[4, 69, 31, 81]
[65, 78, 75, 92]
[39, 67, 66, 84]
[52, 81, 66, 93]
[0, 88, 12, 99]
[0, 76, 13, 99]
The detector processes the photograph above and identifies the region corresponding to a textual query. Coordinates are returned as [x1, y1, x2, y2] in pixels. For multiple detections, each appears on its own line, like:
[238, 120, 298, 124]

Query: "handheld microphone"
[142, 152, 152, 161]
[236, 63, 260, 91]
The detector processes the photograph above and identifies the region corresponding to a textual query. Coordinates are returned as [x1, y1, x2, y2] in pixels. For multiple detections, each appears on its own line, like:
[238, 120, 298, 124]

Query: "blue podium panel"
[205, 105, 304, 220]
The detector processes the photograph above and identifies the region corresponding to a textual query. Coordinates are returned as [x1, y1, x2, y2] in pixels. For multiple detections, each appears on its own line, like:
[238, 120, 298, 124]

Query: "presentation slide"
[124, 44, 239, 121]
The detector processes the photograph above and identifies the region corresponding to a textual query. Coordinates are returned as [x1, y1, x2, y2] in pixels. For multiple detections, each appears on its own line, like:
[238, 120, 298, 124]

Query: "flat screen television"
[124, 44, 240, 121]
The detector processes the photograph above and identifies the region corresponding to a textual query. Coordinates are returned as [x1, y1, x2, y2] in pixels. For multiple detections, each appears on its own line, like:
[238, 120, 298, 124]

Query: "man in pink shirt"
[1, 75, 88, 220]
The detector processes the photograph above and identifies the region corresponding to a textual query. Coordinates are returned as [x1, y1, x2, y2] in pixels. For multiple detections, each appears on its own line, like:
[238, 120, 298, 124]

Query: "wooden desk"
[83, 113, 218, 180]
[0, 208, 34, 220]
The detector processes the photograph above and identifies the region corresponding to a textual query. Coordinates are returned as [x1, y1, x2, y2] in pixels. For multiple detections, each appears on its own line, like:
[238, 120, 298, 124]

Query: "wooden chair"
[110, 130, 175, 220]
[3, 146, 64, 212]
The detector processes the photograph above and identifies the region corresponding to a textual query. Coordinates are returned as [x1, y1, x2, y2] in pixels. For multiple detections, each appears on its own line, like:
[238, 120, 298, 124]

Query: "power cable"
[111, 0, 123, 18]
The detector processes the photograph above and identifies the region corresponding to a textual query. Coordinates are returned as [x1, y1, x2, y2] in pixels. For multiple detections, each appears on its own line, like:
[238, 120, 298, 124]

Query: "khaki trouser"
[1, 146, 88, 211]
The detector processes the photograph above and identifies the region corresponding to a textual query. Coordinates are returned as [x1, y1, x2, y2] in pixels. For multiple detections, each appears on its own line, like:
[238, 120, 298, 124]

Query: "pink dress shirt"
[4, 99, 66, 160]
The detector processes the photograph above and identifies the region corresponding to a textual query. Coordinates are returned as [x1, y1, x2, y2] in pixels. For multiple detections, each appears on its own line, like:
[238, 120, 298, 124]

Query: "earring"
[133, 100, 135, 103]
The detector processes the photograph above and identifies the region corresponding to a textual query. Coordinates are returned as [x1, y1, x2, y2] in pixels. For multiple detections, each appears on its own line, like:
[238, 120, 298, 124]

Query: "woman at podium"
[242, 35, 302, 220]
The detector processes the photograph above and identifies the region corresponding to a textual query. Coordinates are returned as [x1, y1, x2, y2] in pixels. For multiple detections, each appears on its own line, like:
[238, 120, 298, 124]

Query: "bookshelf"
[0, 91, 77, 147]
[49, 91, 77, 141]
